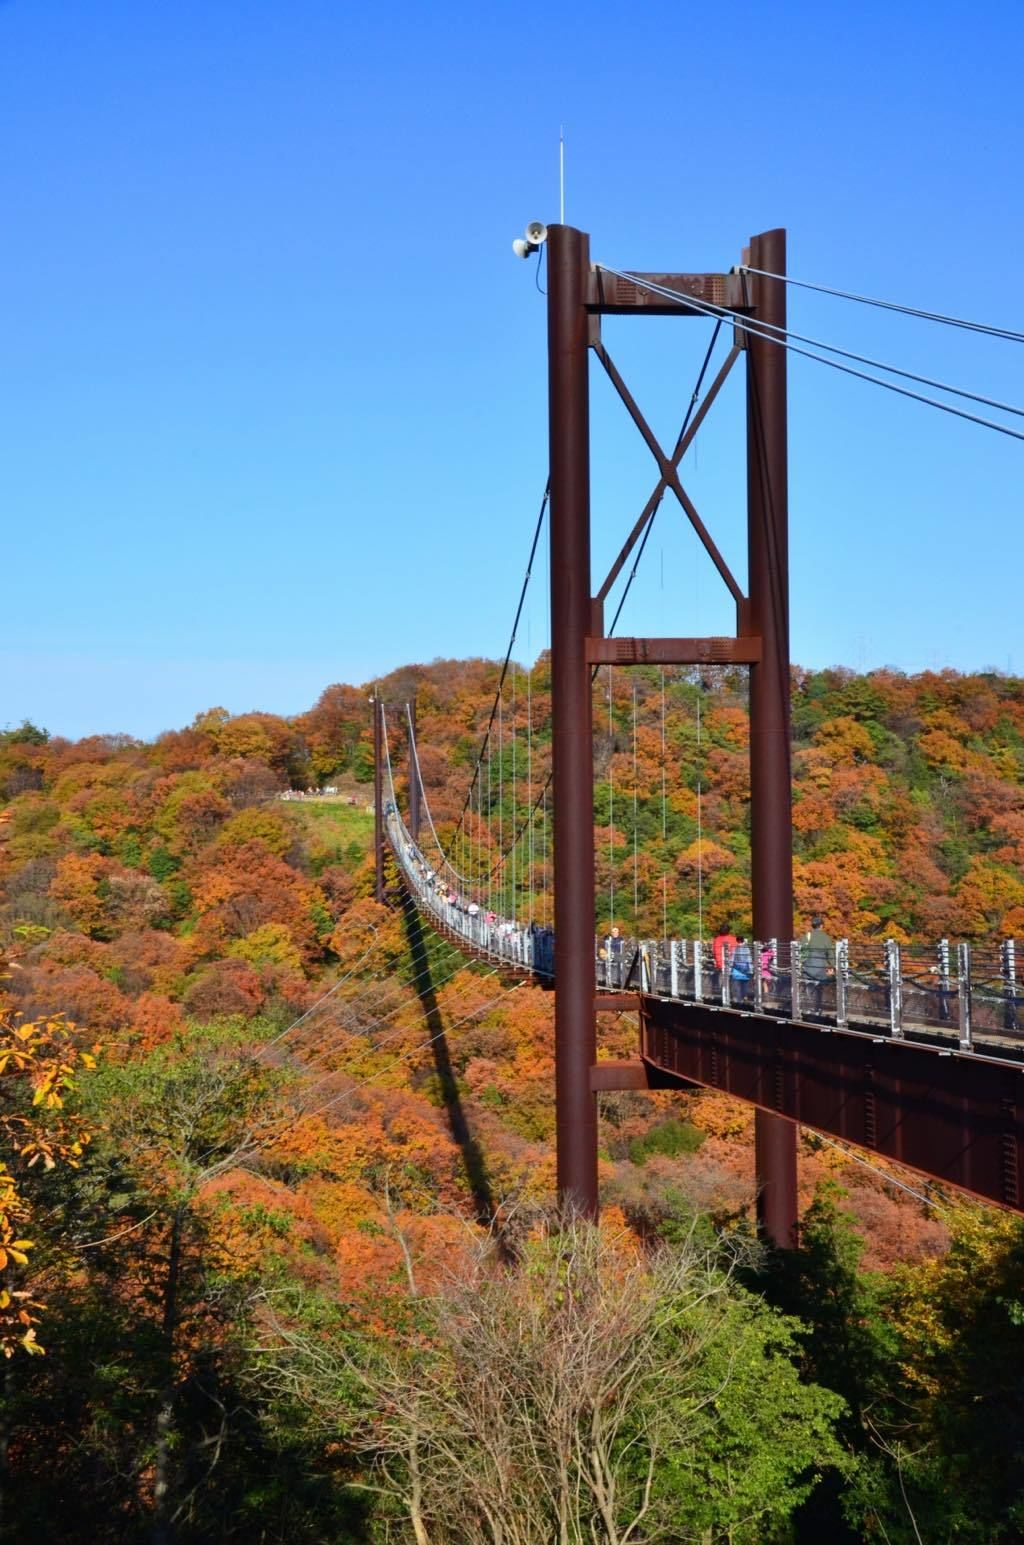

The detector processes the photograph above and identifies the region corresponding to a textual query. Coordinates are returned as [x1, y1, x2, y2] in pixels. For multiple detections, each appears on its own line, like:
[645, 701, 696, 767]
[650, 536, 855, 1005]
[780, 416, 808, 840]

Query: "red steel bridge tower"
[546, 224, 798, 1247]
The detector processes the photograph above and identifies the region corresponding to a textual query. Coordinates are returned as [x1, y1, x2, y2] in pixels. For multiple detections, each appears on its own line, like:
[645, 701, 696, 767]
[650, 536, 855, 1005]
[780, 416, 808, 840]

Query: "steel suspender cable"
[526, 642, 533, 915]
[695, 687, 704, 941]
[511, 661, 517, 918]
[497, 690, 504, 913]
[661, 668, 668, 940]
[451, 481, 550, 848]
[542, 779, 549, 928]
[740, 265, 1024, 345]
[486, 736, 493, 914]
[402, 707, 473, 895]
[632, 678, 639, 925]
[608, 665, 615, 929]
[596, 265, 1024, 445]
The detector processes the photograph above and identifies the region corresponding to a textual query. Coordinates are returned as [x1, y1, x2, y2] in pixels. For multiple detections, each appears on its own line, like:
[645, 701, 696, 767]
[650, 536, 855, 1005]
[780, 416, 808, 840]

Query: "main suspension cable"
[740, 265, 1024, 345]
[597, 265, 1024, 445]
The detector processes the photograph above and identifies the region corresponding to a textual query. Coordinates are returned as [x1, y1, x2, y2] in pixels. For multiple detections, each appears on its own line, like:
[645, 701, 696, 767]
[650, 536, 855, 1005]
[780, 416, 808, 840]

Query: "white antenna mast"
[559, 126, 565, 223]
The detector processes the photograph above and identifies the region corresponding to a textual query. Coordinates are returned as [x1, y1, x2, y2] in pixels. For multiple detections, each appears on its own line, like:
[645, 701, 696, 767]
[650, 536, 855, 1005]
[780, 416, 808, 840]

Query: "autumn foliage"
[0, 664, 1022, 1538]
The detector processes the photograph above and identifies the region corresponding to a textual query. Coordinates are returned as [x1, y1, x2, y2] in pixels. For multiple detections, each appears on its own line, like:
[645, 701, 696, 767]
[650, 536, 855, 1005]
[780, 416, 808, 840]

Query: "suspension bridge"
[366, 223, 1024, 1247]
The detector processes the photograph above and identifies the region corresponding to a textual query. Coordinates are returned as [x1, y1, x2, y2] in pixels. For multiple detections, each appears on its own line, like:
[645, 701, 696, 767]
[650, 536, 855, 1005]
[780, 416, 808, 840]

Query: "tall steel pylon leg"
[745, 228, 799, 1249]
[547, 224, 598, 1217]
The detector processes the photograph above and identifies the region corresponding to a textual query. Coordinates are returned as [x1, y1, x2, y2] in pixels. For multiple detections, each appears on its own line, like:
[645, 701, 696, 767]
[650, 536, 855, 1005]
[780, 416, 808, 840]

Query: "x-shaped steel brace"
[591, 338, 744, 615]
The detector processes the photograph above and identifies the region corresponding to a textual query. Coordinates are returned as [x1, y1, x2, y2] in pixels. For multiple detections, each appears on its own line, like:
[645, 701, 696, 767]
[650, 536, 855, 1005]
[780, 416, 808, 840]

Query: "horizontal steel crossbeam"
[585, 636, 762, 665]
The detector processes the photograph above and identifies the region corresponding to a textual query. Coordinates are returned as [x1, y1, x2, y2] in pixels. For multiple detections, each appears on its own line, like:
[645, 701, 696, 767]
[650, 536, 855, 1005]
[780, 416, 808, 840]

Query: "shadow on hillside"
[402, 898, 497, 1226]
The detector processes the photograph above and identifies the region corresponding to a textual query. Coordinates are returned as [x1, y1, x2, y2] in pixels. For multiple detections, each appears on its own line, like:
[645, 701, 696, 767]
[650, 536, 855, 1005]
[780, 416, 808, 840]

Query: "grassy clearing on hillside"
[281, 799, 375, 872]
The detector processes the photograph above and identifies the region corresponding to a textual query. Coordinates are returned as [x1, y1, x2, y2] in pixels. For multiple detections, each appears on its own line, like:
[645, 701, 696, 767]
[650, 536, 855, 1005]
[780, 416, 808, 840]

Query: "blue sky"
[3, 0, 1022, 740]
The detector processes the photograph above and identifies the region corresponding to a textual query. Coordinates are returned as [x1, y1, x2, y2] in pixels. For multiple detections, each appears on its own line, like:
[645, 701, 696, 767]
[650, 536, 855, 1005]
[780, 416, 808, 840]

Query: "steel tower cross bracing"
[545, 223, 799, 1246]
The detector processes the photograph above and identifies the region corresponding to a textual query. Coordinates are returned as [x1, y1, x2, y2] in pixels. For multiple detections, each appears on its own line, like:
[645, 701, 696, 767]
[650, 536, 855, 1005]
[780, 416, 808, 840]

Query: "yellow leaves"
[0, 1241, 32, 1269]
[0, 1008, 98, 1356]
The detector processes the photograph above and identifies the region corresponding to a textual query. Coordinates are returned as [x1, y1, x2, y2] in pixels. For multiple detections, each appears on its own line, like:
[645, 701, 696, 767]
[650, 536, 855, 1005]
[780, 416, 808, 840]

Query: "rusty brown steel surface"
[548, 225, 599, 1217]
[745, 229, 799, 1247]
[594, 994, 642, 1014]
[587, 270, 749, 315]
[641, 998, 1024, 1214]
[585, 636, 762, 666]
[591, 1060, 652, 1091]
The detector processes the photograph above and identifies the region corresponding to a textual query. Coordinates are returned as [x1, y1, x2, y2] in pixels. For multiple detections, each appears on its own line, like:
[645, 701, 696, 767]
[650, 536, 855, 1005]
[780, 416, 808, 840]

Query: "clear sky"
[3, 0, 1022, 740]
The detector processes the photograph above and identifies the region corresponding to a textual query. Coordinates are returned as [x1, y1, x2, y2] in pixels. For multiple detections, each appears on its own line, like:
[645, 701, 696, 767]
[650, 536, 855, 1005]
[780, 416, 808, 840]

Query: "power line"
[290, 979, 525, 1128]
[287, 935, 483, 1085]
[741, 265, 1024, 345]
[809, 1131, 948, 1212]
[596, 265, 1024, 446]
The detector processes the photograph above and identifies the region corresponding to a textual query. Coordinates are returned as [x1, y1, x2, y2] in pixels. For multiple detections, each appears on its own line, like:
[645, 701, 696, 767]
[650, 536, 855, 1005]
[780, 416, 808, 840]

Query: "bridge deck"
[633, 995, 1024, 1213]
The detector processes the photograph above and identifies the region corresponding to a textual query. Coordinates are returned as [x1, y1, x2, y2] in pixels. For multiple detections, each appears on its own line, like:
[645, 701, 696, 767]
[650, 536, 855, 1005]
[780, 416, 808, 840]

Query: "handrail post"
[721, 944, 732, 1007]
[938, 937, 951, 1024]
[835, 938, 849, 1027]
[693, 939, 704, 1002]
[886, 938, 903, 1038]
[1002, 938, 1018, 1034]
[790, 940, 802, 1020]
[753, 939, 763, 1013]
[958, 942, 973, 1052]
[670, 939, 680, 999]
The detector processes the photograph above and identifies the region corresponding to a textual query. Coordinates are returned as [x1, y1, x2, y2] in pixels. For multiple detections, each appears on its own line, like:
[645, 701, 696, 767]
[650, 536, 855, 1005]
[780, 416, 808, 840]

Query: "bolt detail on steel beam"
[745, 230, 799, 1249]
[547, 225, 599, 1218]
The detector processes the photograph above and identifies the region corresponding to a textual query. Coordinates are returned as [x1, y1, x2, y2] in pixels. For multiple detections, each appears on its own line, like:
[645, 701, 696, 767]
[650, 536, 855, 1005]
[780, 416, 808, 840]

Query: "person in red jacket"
[712, 924, 737, 990]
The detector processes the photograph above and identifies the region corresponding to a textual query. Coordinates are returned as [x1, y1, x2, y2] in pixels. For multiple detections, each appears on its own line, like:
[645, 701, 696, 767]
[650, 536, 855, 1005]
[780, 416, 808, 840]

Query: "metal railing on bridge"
[386, 806, 1022, 1056]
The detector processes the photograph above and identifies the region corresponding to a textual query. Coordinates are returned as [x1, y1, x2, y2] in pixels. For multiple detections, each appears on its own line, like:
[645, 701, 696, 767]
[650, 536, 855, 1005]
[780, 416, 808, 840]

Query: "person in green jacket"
[803, 916, 834, 1012]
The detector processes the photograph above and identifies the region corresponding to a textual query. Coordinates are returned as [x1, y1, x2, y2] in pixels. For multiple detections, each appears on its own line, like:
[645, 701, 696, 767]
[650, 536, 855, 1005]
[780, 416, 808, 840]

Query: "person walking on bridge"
[604, 924, 624, 989]
[731, 935, 753, 1004]
[712, 924, 738, 994]
[803, 916, 835, 1012]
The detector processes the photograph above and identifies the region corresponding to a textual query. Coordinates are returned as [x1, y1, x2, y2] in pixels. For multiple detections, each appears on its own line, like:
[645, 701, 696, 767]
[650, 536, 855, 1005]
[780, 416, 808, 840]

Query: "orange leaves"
[812, 715, 876, 765]
[953, 858, 1024, 936]
[129, 992, 185, 1052]
[675, 838, 735, 878]
[49, 852, 107, 935]
[187, 840, 326, 969]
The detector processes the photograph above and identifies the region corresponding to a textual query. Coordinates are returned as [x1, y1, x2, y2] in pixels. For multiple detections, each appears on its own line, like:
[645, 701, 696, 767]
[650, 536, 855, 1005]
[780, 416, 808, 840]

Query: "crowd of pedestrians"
[279, 786, 361, 802]
[390, 812, 554, 975]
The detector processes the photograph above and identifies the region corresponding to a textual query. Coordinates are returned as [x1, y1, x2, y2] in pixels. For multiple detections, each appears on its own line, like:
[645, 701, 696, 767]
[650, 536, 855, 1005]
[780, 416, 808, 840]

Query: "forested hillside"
[1, 661, 1023, 1541]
